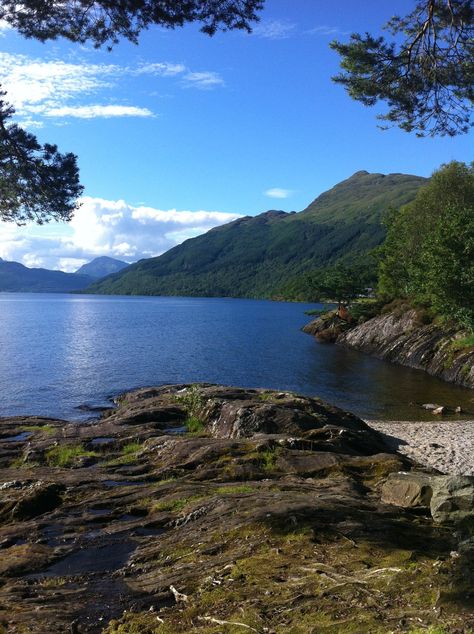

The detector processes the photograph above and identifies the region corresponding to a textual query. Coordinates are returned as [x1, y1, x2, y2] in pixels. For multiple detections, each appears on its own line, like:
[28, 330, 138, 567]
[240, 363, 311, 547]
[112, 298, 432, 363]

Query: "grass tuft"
[45, 444, 98, 468]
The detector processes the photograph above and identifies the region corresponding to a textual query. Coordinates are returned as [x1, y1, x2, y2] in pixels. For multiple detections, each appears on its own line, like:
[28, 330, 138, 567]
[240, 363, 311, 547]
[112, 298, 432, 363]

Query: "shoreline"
[366, 419, 474, 476]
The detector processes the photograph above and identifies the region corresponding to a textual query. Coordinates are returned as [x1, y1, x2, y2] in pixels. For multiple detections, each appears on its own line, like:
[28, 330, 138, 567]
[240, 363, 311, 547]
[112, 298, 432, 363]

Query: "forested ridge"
[85, 170, 425, 298]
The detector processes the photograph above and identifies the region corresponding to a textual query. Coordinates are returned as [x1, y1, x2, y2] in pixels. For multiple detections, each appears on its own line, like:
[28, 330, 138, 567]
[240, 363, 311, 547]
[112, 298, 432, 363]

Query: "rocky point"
[0, 384, 473, 633]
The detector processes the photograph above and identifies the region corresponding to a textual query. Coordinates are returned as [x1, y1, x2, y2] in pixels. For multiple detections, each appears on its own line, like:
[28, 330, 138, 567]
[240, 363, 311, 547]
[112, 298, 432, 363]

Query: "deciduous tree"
[379, 161, 474, 329]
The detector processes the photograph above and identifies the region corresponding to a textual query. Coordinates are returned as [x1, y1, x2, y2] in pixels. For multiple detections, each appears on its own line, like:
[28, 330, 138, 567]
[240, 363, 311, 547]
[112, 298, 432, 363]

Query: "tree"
[0, 0, 263, 224]
[0, 94, 83, 224]
[0, 0, 263, 48]
[301, 264, 367, 308]
[331, 0, 473, 136]
[378, 161, 474, 329]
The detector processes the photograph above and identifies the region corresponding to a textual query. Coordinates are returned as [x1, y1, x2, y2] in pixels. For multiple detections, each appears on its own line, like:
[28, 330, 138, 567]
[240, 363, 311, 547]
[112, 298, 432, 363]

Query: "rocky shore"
[304, 309, 474, 389]
[1, 384, 474, 633]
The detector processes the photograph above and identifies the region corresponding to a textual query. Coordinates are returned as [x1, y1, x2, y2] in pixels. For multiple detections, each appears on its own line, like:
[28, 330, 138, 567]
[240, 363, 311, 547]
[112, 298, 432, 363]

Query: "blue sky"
[0, 0, 472, 270]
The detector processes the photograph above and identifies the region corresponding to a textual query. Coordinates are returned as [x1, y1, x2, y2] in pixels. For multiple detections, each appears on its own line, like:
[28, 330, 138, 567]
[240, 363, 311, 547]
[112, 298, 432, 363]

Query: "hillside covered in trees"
[378, 161, 474, 331]
[85, 170, 425, 298]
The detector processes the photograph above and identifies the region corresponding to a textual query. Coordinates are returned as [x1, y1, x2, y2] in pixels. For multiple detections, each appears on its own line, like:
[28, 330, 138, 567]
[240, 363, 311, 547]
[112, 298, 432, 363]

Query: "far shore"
[366, 419, 474, 476]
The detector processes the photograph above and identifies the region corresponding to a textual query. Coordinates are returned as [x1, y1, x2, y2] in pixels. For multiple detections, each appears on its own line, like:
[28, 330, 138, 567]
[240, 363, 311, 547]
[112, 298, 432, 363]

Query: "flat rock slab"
[0, 384, 473, 633]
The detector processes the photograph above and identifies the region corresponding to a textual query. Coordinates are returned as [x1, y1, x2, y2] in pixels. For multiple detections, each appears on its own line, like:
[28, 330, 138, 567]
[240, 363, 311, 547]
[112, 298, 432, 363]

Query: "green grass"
[185, 415, 205, 434]
[258, 391, 276, 401]
[45, 444, 98, 468]
[451, 334, 474, 352]
[259, 448, 280, 471]
[121, 442, 142, 454]
[215, 485, 255, 495]
[104, 441, 142, 466]
[151, 495, 205, 513]
[247, 447, 281, 472]
[21, 424, 56, 435]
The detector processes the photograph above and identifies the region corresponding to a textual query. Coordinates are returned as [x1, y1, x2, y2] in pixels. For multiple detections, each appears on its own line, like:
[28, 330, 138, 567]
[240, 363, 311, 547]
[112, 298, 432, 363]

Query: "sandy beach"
[366, 420, 474, 476]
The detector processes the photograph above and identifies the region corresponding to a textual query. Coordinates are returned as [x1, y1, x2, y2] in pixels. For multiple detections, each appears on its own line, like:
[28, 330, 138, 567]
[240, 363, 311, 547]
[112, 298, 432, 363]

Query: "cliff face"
[337, 309, 474, 389]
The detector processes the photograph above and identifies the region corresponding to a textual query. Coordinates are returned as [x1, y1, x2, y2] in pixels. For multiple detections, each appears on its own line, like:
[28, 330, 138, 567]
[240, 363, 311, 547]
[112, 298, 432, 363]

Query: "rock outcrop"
[305, 309, 474, 388]
[0, 384, 473, 633]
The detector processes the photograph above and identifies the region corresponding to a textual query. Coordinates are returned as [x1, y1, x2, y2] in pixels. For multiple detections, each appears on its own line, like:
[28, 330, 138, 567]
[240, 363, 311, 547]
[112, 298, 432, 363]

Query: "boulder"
[381, 472, 474, 524]
[192, 386, 372, 438]
[381, 472, 434, 508]
[430, 475, 474, 524]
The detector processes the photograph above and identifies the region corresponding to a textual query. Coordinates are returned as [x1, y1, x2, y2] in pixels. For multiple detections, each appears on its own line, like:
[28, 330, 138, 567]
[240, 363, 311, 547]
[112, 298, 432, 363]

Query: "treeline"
[284, 161, 474, 332]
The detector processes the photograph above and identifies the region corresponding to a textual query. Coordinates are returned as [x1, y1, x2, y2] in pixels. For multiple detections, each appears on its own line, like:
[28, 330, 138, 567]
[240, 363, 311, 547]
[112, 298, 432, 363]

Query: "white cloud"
[182, 71, 224, 89]
[307, 25, 349, 36]
[135, 62, 186, 76]
[45, 105, 154, 119]
[0, 197, 242, 271]
[251, 19, 296, 40]
[0, 21, 11, 36]
[0, 52, 119, 113]
[0, 52, 224, 126]
[264, 188, 292, 199]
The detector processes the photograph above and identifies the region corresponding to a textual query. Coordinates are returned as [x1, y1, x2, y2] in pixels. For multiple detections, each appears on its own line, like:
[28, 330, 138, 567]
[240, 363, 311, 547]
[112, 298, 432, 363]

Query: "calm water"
[0, 293, 472, 421]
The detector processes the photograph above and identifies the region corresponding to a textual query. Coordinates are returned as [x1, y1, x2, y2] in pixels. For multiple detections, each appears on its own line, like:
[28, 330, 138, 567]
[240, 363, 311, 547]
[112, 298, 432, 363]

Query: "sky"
[0, 0, 472, 271]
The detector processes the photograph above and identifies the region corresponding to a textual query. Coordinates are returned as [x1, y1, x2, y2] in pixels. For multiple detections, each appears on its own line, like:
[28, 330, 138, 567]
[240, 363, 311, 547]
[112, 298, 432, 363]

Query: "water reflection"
[0, 293, 472, 421]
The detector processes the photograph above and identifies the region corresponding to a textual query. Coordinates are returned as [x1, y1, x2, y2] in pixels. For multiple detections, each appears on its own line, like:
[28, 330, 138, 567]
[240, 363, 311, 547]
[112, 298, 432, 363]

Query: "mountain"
[85, 171, 427, 298]
[76, 256, 130, 278]
[0, 260, 94, 293]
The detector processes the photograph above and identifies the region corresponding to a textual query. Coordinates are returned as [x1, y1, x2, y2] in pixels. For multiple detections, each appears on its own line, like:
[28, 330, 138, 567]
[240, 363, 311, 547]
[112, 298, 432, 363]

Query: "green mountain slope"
[86, 171, 427, 298]
[0, 259, 94, 292]
[76, 256, 130, 278]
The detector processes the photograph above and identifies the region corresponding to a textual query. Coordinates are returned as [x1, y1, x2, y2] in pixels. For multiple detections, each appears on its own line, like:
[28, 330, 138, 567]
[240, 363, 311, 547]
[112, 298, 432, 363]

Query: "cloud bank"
[0, 198, 241, 272]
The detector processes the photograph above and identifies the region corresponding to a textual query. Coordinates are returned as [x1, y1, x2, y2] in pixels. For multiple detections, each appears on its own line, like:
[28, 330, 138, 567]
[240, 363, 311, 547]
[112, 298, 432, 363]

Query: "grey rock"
[430, 475, 474, 524]
[381, 472, 434, 508]
[381, 472, 474, 524]
[336, 309, 474, 389]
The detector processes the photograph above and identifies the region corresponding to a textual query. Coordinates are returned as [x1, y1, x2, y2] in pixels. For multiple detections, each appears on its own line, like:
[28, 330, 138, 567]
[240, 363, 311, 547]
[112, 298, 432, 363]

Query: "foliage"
[331, 0, 474, 136]
[296, 263, 367, 306]
[379, 161, 474, 330]
[86, 171, 424, 299]
[283, 257, 376, 305]
[0, 94, 83, 224]
[0, 0, 263, 49]
[175, 384, 204, 415]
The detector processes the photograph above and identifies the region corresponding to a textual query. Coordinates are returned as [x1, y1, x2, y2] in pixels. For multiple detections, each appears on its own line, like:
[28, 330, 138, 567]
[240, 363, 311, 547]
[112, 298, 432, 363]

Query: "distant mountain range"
[75, 256, 129, 278]
[0, 260, 94, 293]
[0, 256, 130, 293]
[86, 170, 427, 298]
